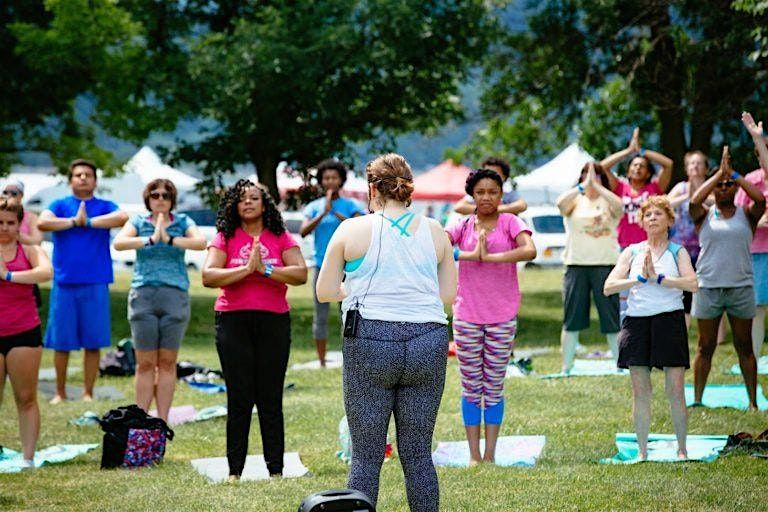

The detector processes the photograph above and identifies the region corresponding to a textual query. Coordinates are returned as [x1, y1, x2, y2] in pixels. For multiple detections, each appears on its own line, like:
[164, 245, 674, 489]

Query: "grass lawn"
[1, 267, 766, 511]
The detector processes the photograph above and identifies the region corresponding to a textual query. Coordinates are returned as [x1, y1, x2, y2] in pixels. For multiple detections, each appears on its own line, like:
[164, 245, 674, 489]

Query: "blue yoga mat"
[186, 381, 226, 394]
[600, 433, 728, 464]
[728, 355, 768, 376]
[684, 383, 768, 411]
[432, 435, 546, 468]
[0, 444, 98, 473]
[540, 359, 627, 379]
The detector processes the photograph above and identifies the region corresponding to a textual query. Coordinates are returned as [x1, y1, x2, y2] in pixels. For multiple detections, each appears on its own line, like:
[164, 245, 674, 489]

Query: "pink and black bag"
[99, 405, 174, 469]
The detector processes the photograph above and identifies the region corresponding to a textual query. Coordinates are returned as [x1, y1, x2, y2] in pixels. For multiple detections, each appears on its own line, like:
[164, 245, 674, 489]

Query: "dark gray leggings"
[343, 319, 448, 512]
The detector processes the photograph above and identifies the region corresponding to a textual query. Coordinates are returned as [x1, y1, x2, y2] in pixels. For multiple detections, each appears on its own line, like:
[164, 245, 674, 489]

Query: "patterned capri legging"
[453, 318, 517, 426]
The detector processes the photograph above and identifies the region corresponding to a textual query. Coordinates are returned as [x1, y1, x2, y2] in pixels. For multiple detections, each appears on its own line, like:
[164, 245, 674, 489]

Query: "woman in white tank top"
[315, 154, 456, 511]
[604, 196, 698, 461]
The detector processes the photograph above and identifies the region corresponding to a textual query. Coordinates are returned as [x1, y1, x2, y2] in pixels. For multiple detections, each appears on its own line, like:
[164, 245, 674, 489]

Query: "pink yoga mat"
[149, 405, 197, 425]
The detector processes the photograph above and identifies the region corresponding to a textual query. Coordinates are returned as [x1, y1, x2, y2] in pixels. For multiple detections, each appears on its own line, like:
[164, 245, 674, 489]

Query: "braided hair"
[215, 179, 286, 240]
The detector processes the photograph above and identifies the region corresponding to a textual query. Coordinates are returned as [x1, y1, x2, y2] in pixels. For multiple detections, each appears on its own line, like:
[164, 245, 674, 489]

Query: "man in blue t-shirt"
[300, 158, 365, 366]
[453, 156, 528, 215]
[38, 159, 128, 403]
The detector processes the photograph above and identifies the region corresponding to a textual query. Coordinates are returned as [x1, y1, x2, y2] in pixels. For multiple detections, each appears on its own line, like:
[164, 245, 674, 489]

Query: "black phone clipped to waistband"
[344, 308, 362, 338]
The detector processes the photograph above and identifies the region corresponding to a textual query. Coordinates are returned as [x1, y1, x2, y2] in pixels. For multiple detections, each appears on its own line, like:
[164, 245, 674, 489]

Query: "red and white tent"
[412, 160, 472, 202]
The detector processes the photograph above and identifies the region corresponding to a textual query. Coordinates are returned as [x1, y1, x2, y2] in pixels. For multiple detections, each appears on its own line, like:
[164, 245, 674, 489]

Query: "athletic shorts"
[691, 286, 756, 320]
[753, 253, 768, 305]
[44, 283, 111, 351]
[128, 286, 190, 351]
[618, 310, 689, 370]
[563, 265, 620, 334]
[0, 325, 43, 357]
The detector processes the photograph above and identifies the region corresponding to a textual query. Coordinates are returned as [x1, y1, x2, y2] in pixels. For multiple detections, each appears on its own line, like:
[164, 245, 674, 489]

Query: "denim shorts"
[128, 286, 190, 351]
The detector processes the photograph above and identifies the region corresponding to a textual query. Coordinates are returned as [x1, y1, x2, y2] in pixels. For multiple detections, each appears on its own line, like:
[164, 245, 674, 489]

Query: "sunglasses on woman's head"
[2, 189, 20, 197]
[150, 191, 171, 200]
[715, 181, 736, 189]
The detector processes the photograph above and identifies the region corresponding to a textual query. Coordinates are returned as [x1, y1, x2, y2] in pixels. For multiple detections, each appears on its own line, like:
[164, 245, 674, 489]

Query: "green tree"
[172, 0, 493, 199]
[463, 0, 768, 180]
[2, 0, 141, 175]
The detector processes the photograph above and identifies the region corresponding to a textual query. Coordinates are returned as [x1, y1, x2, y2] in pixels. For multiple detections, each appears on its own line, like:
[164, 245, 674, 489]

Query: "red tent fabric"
[412, 160, 472, 201]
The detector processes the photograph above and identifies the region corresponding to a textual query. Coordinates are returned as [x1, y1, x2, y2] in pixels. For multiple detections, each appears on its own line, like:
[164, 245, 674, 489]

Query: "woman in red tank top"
[0, 198, 52, 466]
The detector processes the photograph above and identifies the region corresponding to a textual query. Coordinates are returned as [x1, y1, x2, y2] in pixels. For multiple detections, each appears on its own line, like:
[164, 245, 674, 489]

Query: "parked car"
[517, 205, 566, 266]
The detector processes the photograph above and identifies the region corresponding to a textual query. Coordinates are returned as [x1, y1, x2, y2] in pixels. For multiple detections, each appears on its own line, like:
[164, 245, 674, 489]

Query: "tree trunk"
[253, 153, 280, 204]
[656, 106, 687, 186]
[689, 119, 714, 157]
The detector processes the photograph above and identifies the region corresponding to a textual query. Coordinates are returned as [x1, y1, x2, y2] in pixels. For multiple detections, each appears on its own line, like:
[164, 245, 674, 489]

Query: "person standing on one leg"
[690, 146, 766, 410]
[556, 163, 623, 373]
[446, 168, 536, 465]
[113, 179, 206, 421]
[37, 159, 128, 403]
[604, 196, 698, 460]
[203, 180, 307, 480]
[0, 198, 53, 467]
[300, 159, 364, 367]
[736, 112, 768, 360]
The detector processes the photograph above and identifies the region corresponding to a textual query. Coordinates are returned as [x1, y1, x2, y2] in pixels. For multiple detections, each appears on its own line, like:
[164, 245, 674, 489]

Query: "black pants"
[215, 310, 291, 476]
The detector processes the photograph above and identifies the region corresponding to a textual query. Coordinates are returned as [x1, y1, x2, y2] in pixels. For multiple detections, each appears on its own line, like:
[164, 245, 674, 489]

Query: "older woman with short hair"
[0, 198, 52, 466]
[113, 179, 206, 421]
[604, 196, 698, 460]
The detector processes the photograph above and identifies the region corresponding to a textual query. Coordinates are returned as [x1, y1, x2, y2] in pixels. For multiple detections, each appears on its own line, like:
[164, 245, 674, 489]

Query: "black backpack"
[298, 489, 375, 512]
[99, 339, 136, 377]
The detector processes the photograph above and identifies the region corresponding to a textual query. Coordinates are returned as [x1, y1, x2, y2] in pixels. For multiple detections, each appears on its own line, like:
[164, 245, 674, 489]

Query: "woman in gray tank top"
[689, 146, 766, 410]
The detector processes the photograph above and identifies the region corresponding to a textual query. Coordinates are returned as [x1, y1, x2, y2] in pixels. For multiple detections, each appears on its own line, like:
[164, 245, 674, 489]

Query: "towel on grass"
[599, 433, 728, 464]
[290, 351, 343, 370]
[37, 382, 124, 401]
[728, 355, 768, 376]
[191, 452, 309, 482]
[148, 405, 198, 426]
[684, 384, 768, 411]
[432, 436, 545, 468]
[540, 359, 627, 379]
[0, 444, 98, 473]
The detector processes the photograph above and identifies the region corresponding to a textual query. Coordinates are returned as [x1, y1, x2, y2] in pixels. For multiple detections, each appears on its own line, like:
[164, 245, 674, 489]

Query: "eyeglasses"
[149, 191, 171, 200]
[715, 181, 736, 189]
[2, 190, 20, 197]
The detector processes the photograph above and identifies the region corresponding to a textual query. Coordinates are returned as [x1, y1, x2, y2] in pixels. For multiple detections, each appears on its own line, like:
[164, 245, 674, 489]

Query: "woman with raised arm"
[202, 179, 307, 480]
[690, 146, 766, 411]
[316, 154, 456, 512]
[446, 168, 535, 465]
[604, 196, 698, 461]
[0, 198, 53, 467]
[556, 162, 623, 373]
[600, 128, 674, 248]
[736, 112, 768, 361]
[667, 151, 708, 326]
[113, 179, 207, 422]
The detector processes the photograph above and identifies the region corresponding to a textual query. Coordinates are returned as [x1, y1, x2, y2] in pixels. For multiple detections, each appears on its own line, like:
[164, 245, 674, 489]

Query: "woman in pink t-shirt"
[202, 180, 307, 480]
[601, 128, 673, 249]
[0, 198, 53, 467]
[445, 168, 536, 465]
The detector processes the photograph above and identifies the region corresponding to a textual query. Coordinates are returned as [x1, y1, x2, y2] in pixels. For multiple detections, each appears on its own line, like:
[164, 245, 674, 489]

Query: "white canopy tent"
[18, 147, 201, 213]
[515, 143, 594, 205]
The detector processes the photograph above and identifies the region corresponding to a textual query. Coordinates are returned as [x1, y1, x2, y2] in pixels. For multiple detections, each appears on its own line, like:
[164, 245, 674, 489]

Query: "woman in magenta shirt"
[446, 168, 536, 465]
[0, 198, 52, 467]
[601, 128, 673, 249]
[202, 180, 307, 480]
